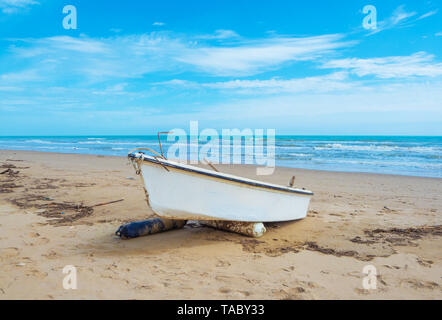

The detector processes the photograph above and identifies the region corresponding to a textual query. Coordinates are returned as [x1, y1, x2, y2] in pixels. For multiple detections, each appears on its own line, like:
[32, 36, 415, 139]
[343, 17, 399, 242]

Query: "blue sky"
[0, 0, 441, 135]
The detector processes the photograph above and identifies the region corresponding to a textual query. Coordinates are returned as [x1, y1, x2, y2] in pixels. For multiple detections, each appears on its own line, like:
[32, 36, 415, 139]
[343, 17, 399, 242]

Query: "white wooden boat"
[129, 149, 313, 223]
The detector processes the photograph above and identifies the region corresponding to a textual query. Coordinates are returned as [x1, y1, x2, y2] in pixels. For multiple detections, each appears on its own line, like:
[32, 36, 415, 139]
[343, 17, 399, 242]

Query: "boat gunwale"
[129, 153, 314, 196]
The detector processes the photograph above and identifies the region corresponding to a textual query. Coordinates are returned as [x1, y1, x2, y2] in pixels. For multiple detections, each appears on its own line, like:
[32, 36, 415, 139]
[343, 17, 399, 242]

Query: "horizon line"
[0, 134, 441, 137]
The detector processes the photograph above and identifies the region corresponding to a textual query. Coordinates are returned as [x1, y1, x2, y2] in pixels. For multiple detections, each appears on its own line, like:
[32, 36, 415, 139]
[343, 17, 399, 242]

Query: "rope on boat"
[203, 158, 219, 172]
[128, 147, 165, 159]
[128, 147, 171, 174]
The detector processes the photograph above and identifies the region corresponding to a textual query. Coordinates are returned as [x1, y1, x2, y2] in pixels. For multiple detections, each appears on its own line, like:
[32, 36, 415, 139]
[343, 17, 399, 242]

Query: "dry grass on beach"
[0, 149, 441, 299]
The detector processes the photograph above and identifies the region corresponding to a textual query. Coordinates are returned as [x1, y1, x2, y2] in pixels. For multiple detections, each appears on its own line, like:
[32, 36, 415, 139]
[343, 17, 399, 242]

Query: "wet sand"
[0, 149, 441, 299]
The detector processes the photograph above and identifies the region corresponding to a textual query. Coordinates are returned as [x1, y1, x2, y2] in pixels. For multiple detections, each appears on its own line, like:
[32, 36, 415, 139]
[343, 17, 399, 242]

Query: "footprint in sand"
[346, 271, 364, 278]
[27, 235, 49, 246]
[354, 288, 370, 295]
[42, 250, 58, 259]
[294, 287, 306, 293]
[402, 279, 439, 290]
[0, 247, 20, 260]
[215, 275, 232, 282]
[239, 290, 251, 297]
[26, 269, 48, 279]
[416, 258, 433, 267]
[218, 287, 231, 294]
[135, 284, 155, 290]
[272, 288, 304, 300]
[217, 287, 251, 297]
[28, 232, 41, 238]
[299, 280, 319, 289]
[216, 260, 231, 267]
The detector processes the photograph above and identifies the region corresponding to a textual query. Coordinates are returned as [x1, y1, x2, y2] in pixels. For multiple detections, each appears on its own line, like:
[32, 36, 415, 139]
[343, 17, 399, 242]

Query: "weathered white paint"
[133, 154, 313, 222]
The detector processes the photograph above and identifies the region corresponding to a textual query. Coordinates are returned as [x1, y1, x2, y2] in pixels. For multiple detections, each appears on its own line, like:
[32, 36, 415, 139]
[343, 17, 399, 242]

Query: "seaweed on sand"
[10, 194, 94, 224]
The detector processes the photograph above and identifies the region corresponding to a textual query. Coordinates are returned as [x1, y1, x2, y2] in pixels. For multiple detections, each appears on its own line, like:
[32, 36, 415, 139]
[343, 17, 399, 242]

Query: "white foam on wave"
[25, 139, 54, 144]
[276, 146, 304, 150]
[319, 158, 442, 168]
[24, 139, 71, 145]
[313, 143, 439, 153]
[77, 140, 157, 145]
[288, 153, 312, 157]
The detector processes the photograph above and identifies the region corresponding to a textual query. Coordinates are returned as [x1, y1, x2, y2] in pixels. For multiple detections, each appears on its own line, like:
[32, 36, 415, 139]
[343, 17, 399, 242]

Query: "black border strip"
[129, 153, 313, 196]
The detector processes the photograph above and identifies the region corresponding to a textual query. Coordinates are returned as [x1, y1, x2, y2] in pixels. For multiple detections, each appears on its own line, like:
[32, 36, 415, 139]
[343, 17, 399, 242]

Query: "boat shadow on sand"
[70, 219, 309, 259]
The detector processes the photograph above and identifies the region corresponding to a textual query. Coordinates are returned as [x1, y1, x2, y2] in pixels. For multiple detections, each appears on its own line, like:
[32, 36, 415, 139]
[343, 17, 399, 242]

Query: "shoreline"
[0, 149, 441, 299]
[1, 148, 441, 181]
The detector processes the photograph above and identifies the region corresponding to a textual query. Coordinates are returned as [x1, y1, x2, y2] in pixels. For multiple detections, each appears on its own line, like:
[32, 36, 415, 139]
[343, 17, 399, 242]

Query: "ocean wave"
[24, 139, 72, 145]
[288, 153, 312, 157]
[64, 147, 86, 150]
[313, 143, 440, 153]
[317, 158, 442, 169]
[24, 139, 55, 144]
[77, 140, 158, 145]
[275, 146, 304, 150]
[1, 136, 441, 178]
[77, 140, 107, 144]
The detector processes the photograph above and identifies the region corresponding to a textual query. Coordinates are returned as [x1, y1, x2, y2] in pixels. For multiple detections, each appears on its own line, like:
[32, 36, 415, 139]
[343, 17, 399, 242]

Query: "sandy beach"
[0, 149, 440, 299]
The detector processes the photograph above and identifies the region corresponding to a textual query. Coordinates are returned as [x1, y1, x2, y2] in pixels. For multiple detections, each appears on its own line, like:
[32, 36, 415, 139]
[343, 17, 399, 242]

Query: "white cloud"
[178, 81, 442, 123]
[7, 80, 440, 134]
[368, 5, 417, 35]
[4, 32, 353, 83]
[0, 86, 23, 91]
[162, 72, 356, 94]
[0, 69, 42, 82]
[32, 36, 110, 54]
[436, 32, 442, 36]
[197, 29, 240, 40]
[152, 22, 165, 26]
[321, 52, 442, 78]
[2, 30, 441, 133]
[364, 6, 439, 36]
[6, 33, 188, 83]
[177, 34, 353, 76]
[91, 83, 128, 95]
[0, 0, 39, 14]
[154, 79, 198, 87]
[391, 5, 417, 24]
[417, 9, 438, 20]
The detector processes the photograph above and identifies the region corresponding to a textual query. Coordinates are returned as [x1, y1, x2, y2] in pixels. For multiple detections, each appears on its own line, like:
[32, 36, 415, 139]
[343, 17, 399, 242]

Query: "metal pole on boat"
[288, 175, 295, 187]
[157, 131, 172, 159]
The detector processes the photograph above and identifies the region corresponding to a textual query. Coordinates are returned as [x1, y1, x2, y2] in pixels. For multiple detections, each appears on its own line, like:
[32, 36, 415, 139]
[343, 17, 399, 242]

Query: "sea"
[0, 136, 440, 178]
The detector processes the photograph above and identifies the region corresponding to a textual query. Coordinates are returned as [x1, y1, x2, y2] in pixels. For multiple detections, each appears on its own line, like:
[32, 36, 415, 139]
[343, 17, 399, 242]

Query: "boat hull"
[135, 155, 313, 222]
